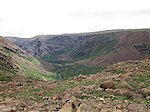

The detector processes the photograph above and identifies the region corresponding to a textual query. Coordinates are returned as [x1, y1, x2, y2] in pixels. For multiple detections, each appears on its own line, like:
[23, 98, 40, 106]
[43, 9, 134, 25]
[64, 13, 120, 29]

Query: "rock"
[16, 83, 23, 86]
[120, 81, 134, 91]
[132, 93, 143, 99]
[74, 75, 87, 81]
[100, 109, 110, 112]
[28, 111, 40, 112]
[112, 109, 123, 112]
[82, 85, 96, 93]
[58, 100, 76, 112]
[72, 98, 81, 107]
[139, 88, 150, 97]
[100, 80, 115, 90]
[96, 88, 104, 92]
[114, 89, 132, 97]
[76, 103, 99, 112]
[29, 96, 36, 100]
[43, 96, 49, 100]
[98, 97, 105, 102]
[52, 94, 62, 100]
[146, 96, 150, 100]
[126, 104, 146, 111]
[0, 106, 16, 112]
[138, 82, 145, 89]
[63, 95, 81, 107]
[62, 93, 71, 104]
[116, 104, 123, 109]
[105, 88, 114, 93]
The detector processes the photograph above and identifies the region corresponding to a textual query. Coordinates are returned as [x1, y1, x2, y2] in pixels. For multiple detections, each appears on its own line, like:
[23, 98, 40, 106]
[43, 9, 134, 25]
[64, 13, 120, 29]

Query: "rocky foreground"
[0, 59, 150, 112]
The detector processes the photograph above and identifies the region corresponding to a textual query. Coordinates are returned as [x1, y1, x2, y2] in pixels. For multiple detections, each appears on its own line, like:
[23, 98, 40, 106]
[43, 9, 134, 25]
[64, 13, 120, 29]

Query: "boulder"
[105, 88, 114, 93]
[0, 106, 16, 112]
[112, 109, 123, 112]
[100, 109, 111, 112]
[138, 82, 145, 89]
[62, 93, 71, 104]
[100, 80, 115, 90]
[76, 103, 99, 112]
[120, 81, 134, 91]
[28, 110, 40, 112]
[58, 100, 76, 112]
[114, 89, 132, 97]
[139, 88, 150, 97]
[127, 104, 146, 111]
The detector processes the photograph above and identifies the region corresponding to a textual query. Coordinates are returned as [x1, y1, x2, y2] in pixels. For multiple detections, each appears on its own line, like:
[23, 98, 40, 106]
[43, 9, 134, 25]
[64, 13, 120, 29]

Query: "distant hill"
[7, 29, 150, 79]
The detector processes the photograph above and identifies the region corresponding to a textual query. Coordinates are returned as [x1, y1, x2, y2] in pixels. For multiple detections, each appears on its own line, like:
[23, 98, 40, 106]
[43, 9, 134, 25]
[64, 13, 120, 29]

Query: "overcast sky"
[0, 0, 150, 38]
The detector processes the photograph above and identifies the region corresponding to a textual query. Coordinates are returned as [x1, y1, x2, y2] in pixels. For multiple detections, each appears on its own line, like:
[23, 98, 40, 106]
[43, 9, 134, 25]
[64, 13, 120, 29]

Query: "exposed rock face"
[0, 36, 24, 71]
[7, 29, 150, 66]
[8, 36, 78, 58]
[0, 51, 15, 70]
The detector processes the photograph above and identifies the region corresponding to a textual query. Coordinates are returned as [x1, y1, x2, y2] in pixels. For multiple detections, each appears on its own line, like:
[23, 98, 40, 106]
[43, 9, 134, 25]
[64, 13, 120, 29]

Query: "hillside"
[0, 59, 149, 111]
[0, 36, 55, 81]
[1, 31, 150, 111]
[7, 29, 150, 79]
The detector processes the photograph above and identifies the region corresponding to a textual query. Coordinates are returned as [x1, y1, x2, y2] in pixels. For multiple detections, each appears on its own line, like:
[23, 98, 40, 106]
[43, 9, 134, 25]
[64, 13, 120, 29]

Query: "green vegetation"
[71, 33, 118, 61]
[20, 55, 40, 64]
[0, 70, 15, 81]
[16, 54, 56, 81]
[20, 64, 55, 81]
[53, 63, 104, 80]
[128, 74, 150, 89]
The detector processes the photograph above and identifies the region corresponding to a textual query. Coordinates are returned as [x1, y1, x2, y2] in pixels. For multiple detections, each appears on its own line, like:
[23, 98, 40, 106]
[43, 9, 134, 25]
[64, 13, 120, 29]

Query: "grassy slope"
[0, 37, 56, 82]
[15, 54, 56, 81]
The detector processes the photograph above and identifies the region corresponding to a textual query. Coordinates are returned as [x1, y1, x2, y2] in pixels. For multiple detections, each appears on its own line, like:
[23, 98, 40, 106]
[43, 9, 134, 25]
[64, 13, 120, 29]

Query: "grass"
[0, 70, 15, 81]
[20, 64, 55, 81]
[53, 63, 104, 80]
[128, 74, 150, 89]
[15, 54, 56, 81]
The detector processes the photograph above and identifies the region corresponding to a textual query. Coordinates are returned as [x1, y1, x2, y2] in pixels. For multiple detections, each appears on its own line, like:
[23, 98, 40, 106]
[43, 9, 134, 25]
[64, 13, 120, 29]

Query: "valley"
[7, 29, 150, 79]
[0, 29, 150, 111]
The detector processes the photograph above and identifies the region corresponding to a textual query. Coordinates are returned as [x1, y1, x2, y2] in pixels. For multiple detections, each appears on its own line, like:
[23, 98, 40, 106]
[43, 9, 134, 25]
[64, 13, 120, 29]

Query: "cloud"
[67, 8, 150, 20]
[0, 18, 5, 22]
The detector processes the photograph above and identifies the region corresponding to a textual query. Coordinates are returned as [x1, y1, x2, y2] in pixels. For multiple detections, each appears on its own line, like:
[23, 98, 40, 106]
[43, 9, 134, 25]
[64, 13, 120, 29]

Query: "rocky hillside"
[0, 59, 149, 111]
[0, 36, 55, 81]
[1, 33, 150, 111]
[8, 29, 150, 63]
[7, 29, 150, 79]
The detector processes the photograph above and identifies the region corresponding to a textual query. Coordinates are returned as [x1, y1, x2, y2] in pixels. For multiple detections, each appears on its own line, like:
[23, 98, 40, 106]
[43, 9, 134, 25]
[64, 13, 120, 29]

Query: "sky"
[0, 0, 150, 38]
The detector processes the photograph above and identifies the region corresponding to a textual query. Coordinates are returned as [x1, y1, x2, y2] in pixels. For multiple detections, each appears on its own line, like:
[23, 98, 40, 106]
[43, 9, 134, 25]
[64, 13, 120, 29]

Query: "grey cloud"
[67, 9, 150, 20]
